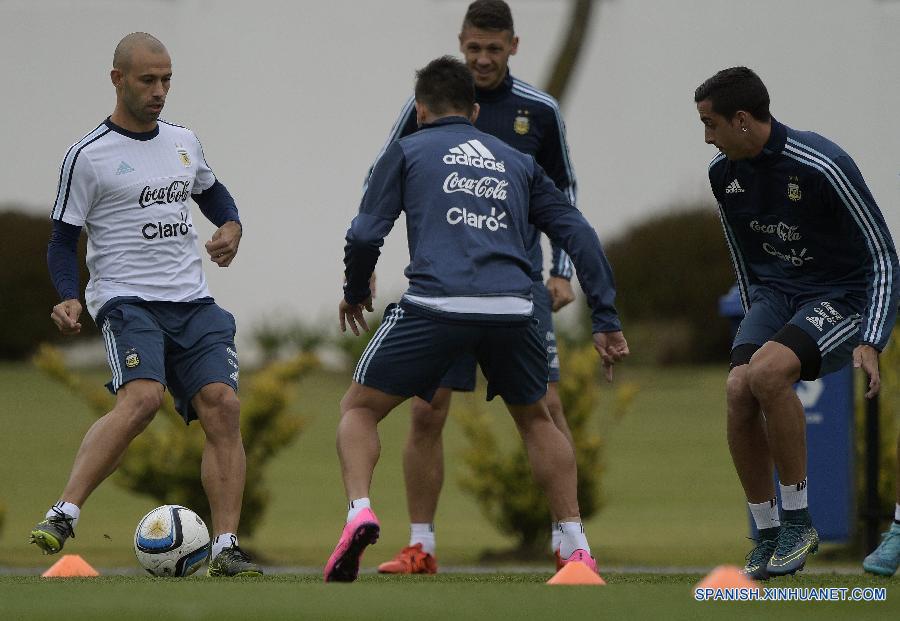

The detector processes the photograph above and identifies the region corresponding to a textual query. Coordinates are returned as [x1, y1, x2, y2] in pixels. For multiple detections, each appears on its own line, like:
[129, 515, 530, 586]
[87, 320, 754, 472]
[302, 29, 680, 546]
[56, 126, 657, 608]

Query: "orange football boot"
[377, 543, 438, 574]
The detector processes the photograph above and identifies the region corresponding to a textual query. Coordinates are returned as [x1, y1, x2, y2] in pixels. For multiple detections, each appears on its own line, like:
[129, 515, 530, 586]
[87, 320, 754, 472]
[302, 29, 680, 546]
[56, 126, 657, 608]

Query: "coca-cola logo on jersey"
[138, 180, 191, 208]
[442, 172, 508, 200]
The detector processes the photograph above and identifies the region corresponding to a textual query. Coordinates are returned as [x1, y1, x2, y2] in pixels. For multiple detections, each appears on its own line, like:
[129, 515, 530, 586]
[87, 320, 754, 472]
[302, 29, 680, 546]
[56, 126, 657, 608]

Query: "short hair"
[694, 67, 771, 121]
[415, 56, 476, 116]
[113, 32, 167, 72]
[462, 0, 514, 33]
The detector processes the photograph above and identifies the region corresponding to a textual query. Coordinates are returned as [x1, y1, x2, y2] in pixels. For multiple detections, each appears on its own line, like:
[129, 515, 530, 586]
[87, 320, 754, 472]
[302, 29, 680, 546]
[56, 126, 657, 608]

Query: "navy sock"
[782, 507, 811, 525]
[758, 526, 780, 542]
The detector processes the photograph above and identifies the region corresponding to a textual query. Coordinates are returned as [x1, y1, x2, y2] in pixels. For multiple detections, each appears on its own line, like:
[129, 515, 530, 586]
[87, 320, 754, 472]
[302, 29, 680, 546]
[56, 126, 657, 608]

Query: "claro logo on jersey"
[446, 206, 508, 231]
[138, 180, 191, 208]
[443, 140, 506, 172]
[443, 172, 509, 200]
[142, 211, 193, 240]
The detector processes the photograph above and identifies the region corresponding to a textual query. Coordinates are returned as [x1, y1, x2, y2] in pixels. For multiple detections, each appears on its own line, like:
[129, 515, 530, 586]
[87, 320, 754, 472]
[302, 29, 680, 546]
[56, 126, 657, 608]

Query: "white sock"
[409, 523, 436, 556]
[212, 533, 238, 559]
[894, 503, 900, 524]
[558, 521, 590, 558]
[551, 522, 561, 553]
[748, 499, 780, 531]
[347, 497, 371, 523]
[779, 478, 808, 511]
[47, 501, 80, 530]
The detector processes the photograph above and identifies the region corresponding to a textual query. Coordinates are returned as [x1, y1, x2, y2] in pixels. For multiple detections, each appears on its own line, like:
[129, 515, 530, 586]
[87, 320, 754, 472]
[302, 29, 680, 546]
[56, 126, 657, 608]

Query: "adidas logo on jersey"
[116, 161, 135, 175]
[725, 179, 745, 194]
[443, 139, 506, 172]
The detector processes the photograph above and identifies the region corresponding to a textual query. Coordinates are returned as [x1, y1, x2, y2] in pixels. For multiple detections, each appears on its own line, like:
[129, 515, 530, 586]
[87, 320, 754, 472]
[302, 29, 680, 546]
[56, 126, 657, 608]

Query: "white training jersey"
[51, 119, 217, 319]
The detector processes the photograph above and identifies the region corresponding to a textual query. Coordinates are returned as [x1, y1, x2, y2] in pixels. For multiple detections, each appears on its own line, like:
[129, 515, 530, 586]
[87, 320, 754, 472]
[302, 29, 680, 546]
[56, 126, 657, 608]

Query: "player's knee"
[197, 385, 241, 436]
[119, 386, 163, 431]
[726, 367, 753, 405]
[747, 349, 797, 399]
[509, 400, 554, 432]
[544, 386, 564, 419]
[410, 401, 448, 439]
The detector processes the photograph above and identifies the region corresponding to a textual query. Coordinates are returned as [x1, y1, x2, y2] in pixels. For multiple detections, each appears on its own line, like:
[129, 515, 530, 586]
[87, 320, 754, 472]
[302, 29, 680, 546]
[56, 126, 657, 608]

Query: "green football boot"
[741, 528, 779, 580]
[207, 544, 263, 577]
[863, 523, 900, 577]
[766, 511, 818, 576]
[30, 508, 76, 555]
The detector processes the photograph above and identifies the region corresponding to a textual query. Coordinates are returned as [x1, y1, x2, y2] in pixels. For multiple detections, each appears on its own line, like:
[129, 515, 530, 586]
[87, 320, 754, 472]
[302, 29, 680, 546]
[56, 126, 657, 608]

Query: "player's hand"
[339, 297, 374, 336]
[50, 299, 83, 335]
[593, 331, 629, 382]
[546, 276, 575, 311]
[853, 344, 880, 399]
[205, 221, 242, 267]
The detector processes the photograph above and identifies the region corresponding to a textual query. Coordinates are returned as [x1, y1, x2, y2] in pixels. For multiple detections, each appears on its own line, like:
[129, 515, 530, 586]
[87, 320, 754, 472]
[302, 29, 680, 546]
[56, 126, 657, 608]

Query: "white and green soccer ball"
[134, 505, 210, 577]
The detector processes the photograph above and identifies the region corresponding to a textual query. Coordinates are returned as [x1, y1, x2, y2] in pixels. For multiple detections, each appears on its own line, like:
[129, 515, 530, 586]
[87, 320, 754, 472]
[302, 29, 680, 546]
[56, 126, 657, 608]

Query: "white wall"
[3, 0, 897, 343]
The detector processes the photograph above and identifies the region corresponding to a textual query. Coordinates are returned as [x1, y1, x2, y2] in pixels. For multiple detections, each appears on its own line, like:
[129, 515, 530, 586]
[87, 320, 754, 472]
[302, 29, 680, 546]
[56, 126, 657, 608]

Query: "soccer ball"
[134, 505, 210, 577]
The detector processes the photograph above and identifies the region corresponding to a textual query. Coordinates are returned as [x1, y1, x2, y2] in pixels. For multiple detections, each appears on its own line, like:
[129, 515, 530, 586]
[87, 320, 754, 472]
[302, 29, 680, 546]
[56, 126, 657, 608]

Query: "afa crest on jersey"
[513, 111, 530, 135]
[176, 147, 191, 167]
[124, 348, 141, 368]
[787, 176, 801, 202]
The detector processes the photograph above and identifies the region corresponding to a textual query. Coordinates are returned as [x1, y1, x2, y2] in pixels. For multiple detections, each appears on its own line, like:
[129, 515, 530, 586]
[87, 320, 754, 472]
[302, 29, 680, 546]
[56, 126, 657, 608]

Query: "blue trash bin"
[718, 285, 855, 542]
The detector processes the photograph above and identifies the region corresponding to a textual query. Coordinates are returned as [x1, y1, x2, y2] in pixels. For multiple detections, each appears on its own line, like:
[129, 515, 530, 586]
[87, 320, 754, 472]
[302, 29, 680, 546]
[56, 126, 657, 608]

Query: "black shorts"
[353, 302, 548, 405]
[730, 287, 862, 379]
[438, 281, 559, 390]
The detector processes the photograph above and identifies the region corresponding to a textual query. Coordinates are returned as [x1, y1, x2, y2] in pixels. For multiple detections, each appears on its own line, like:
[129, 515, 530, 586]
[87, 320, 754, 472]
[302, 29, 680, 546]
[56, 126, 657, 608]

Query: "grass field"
[1, 362, 898, 619]
[0, 573, 897, 620]
[2, 361, 755, 569]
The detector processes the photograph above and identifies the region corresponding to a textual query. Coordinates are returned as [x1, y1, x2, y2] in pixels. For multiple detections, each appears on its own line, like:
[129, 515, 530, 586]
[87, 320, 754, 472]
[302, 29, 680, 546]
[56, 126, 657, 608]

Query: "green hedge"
[0, 208, 94, 359]
[600, 206, 735, 364]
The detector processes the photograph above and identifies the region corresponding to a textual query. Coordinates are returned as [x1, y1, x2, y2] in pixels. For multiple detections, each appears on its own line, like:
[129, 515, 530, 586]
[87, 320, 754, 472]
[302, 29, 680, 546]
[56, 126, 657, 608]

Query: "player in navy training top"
[323, 56, 628, 583]
[368, 0, 587, 573]
[696, 67, 898, 579]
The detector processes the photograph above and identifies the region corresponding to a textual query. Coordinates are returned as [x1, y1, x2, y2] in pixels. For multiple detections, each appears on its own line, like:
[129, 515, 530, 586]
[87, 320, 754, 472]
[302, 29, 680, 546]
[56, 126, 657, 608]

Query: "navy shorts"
[439, 280, 559, 391]
[732, 287, 863, 378]
[99, 300, 239, 423]
[353, 302, 549, 405]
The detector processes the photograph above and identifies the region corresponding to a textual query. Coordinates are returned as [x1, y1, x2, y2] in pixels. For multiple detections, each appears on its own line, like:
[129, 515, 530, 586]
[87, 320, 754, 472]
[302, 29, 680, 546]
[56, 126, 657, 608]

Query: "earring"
[741, 126, 748, 133]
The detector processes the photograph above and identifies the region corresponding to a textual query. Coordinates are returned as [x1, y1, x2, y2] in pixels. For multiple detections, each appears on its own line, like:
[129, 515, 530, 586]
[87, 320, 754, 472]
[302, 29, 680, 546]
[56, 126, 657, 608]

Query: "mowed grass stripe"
[0, 574, 897, 621]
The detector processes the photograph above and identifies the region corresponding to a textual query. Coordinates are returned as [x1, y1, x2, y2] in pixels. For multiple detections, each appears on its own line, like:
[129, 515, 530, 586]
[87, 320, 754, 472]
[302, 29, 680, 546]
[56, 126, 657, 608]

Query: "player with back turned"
[324, 55, 628, 583]
[370, 0, 586, 574]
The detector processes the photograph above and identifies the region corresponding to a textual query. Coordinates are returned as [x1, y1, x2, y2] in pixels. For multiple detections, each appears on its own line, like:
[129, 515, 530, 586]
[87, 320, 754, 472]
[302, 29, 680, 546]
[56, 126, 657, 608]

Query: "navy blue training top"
[344, 117, 620, 334]
[709, 118, 898, 351]
[369, 72, 578, 281]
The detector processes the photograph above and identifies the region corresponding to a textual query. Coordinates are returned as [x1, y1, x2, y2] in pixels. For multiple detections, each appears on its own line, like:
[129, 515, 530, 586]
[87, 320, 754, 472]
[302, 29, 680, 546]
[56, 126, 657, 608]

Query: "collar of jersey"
[749, 117, 787, 165]
[475, 70, 513, 102]
[419, 116, 473, 129]
[104, 117, 160, 141]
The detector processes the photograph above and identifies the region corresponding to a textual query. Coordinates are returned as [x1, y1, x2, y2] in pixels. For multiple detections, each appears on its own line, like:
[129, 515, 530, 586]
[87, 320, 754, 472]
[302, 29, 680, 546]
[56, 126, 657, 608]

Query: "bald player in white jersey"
[30, 33, 261, 578]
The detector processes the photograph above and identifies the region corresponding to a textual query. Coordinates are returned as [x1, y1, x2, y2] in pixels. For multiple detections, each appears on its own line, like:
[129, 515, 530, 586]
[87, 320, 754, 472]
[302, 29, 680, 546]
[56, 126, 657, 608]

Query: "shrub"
[0, 208, 94, 359]
[455, 343, 637, 555]
[600, 206, 735, 364]
[33, 344, 316, 536]
[855, 331, 899, 528]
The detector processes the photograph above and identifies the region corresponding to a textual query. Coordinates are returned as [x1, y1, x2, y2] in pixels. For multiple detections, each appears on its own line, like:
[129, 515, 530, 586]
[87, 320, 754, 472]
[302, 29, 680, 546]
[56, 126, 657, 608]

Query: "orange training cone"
[547, 561, 607, 585]
[42, 554, 100, 578]
[695, 565, 759, 590]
